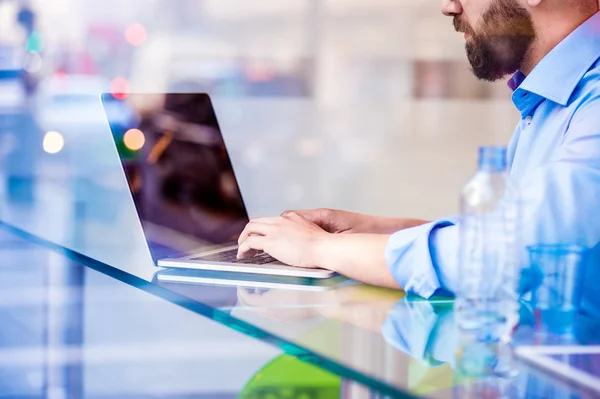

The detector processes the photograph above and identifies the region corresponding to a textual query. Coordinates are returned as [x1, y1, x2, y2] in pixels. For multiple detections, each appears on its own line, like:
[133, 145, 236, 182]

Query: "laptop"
[101, 92, 334, 279]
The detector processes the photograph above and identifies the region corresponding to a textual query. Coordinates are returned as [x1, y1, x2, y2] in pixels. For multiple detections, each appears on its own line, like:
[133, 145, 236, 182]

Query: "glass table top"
[1, 228, 398, 399]
[1, 107, 600, 399]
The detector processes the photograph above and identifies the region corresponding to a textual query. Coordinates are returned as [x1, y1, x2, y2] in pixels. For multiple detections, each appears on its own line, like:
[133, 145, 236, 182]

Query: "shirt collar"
[510, 12, 600, 108]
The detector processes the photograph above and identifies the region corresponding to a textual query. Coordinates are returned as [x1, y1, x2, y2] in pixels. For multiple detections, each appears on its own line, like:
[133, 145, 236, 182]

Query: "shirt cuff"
[384, 217, 458, 298]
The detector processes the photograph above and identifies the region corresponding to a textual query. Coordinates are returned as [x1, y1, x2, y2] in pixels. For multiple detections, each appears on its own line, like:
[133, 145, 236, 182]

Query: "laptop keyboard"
[191, 249, 278, 265]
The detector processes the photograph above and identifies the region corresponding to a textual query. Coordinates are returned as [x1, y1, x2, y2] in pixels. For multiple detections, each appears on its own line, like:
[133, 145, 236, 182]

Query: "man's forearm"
[365, 217, 429, 234]
[314, 234, 401, 289]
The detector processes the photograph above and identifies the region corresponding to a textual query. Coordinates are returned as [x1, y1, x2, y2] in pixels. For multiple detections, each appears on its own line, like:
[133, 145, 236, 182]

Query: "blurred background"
[0, 2, 529, 398]
[0, 0, 519, 222]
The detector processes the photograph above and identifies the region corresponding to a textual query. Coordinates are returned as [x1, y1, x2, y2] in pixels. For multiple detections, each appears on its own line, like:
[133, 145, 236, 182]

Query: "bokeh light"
[298, 138, 322, 157]
[43, 131, 64, 154]
[22, 51, 43, 73]
[50, 72, 70, 92]
[246, 61, 275, 82]
[123, 128, 145, 151]
[124, 23, 147, 46]
[25, 31, 44, 53]
[110, 77, 130, 100]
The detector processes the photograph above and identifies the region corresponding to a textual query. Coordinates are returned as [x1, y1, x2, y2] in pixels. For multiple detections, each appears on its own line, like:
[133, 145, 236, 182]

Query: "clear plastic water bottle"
[456, 146, 520, 341]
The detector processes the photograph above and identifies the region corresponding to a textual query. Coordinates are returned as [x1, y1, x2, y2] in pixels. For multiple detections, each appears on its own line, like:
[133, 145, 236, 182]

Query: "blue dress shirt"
[385, 12, 600, 309]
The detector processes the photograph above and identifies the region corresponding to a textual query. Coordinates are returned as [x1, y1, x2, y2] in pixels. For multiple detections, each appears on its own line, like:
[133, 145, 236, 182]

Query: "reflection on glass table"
[0, 228, 396, 399]
[515, 346, 600, 395]
[385, 298, 600, 399]
[0, 228, 281, 398]
[223, 280, 600, 399]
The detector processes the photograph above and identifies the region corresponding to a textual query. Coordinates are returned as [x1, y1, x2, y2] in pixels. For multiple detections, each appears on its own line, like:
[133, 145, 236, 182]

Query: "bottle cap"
[478, 146, 507, 172]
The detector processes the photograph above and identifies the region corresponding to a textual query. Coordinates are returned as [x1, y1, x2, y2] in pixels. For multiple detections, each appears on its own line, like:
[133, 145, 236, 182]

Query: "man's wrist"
[313, 233, 339, 270]
[353, 214, 390, 234]
[377, 217, 430, 234]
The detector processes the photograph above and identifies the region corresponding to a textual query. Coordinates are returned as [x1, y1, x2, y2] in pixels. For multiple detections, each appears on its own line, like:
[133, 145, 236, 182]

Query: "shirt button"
[525, 116, 532, 125]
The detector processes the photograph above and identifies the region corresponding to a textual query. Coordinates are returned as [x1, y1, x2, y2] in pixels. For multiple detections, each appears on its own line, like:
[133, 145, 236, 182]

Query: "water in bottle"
[456, 146, 520, 341]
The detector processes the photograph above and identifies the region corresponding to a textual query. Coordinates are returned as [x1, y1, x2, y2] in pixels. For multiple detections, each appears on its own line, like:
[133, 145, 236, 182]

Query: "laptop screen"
[102, 93, 250, 263]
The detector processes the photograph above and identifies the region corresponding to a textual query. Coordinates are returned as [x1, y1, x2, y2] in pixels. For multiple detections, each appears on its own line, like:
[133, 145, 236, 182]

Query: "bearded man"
[236, 0, 600, 305]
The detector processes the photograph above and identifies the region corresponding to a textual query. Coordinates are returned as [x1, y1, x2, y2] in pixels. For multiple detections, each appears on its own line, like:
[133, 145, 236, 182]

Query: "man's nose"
[441, 0, 463, 16]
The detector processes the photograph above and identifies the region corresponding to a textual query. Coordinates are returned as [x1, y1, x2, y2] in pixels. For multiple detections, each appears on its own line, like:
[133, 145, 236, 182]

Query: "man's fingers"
[283, 211, 324, 230]
[237, 287, 258, 306]
[282, 209, 329, 225]
[238, 220, 275, 245]
[282, 211, 305, 222]
[282, 211, 318, 226]
[249, 217, 282, 225]
[282, 209, 315, 221]
[237, 235, 267, 259]
[236, 287, 251, 306]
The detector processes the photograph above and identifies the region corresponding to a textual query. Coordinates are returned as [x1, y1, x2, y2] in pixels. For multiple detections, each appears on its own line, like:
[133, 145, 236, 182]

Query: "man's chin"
[467, 52, 518, 81]
[466, 39, 527, 82]
[470, 66, 514, 82]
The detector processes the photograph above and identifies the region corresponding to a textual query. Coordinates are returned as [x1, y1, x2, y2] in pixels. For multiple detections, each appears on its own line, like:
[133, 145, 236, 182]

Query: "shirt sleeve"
[385, 96, 600, 304]
[385, 217, 459, 298]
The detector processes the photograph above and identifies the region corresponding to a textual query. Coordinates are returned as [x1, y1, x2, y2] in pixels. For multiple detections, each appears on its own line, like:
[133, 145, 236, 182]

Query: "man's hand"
[281, 208, 429, 235]
[237, 212, 402, 289]
[237, 212, 331, 268]
[280, 208, 371, 234]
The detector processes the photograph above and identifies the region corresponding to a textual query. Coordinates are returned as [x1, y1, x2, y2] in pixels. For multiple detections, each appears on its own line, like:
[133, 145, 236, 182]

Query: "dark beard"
[455, 0, 535, 82]
[466, 34, 534, 81]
